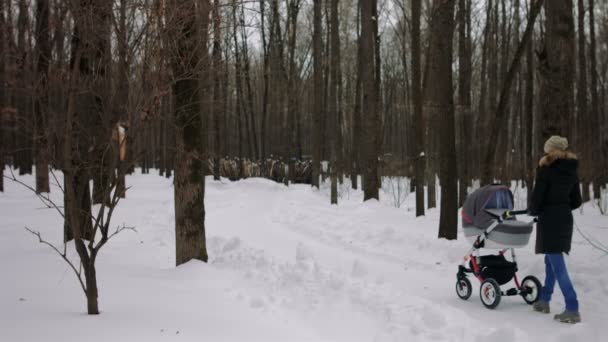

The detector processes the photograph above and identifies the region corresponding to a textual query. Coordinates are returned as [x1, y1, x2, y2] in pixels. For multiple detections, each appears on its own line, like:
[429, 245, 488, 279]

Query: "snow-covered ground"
[1, 171, 607, 342]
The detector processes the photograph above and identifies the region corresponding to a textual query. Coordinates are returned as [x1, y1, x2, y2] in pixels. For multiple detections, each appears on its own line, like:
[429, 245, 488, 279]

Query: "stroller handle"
[505, 209, 528, 217]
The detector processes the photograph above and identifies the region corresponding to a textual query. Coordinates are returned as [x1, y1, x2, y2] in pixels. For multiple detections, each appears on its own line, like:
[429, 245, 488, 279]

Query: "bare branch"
[24, 227, 87, 295]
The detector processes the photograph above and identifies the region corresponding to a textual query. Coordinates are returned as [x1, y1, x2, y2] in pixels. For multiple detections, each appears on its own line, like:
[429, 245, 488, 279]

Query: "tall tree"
[588, 0, 601, 199]
[411, 0, 425, 214]
[423, 0, 457, 239]
[0, 0, 5, 192]
[167, 0, 209, 265]
[212, 0, 222, 181]
[540, 0, 575, 140]
[34, 0, 50, 193]
[16, 0, 32, 175]
[312, 0, 323, 189]
[329, 0, 340, 204]
[286, 0, 301, 184]
[576, 0, 590, 201]
[360, 0, 380, 201]
[457, 0, 471, 206]
[481, 0, 544, 184]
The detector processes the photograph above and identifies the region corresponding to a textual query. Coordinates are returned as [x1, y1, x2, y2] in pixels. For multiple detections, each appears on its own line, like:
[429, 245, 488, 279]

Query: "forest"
[1, 0, 608, 337]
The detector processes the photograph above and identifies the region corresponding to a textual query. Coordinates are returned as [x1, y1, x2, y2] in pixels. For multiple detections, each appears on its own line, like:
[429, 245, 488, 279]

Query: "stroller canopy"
[462, 185, 514, 229]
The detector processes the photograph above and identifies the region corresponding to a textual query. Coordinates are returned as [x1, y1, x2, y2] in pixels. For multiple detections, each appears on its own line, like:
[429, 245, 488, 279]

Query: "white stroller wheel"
[456, 277, 472, 300]
[521, 275, 542, 304]
[480, 278, 502, 309]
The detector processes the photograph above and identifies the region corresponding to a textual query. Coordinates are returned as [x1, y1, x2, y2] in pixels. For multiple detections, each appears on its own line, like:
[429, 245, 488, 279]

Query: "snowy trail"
[1, 172, 606, 341]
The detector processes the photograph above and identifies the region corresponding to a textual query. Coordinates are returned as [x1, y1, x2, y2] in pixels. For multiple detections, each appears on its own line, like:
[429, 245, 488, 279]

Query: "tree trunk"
[212, 0, 222, 181]
[457, 0, 471, 206]
[361, 0, 380, 201]
[0, 0, 5, 192]
[312, 0, 323, 189]
[84, 259, 99, 315]
[576, 0, 590, 202]
[287, 0, 301, 185]
[351, 1, 362, 191]
[540, 0, 575, 140]
[34, 0, 50, 193]
[16, 0, 32, 176]
[481, 0, 544, 184]
[167, 0, 209, 266]
[423, 0, 457, 239]
[588, 0, 601, 199]
[412, 0, 425, 214]
[329, 0, 340, 204]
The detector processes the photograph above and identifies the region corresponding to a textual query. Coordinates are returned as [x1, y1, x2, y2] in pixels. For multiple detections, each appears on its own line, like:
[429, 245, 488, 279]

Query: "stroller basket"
[471, 255, 517, 285]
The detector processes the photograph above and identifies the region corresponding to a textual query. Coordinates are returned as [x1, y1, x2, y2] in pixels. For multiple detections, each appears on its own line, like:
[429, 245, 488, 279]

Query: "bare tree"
[167, 0, 209, 265]
[423, 0, 457, 239]
[540, 0, 575, 140]
[0, 0, 5, 192]
[312, 0, 323, 189]
[412, 0, 425, 215]
[34, 0, 50, 193]
[361, 0, 380, 201]
[577, 0, 590, 201]
[329, 0, 340, 204]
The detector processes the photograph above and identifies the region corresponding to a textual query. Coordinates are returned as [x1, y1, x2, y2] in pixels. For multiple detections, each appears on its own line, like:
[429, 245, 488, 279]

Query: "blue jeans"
[539, 253, 579, 312]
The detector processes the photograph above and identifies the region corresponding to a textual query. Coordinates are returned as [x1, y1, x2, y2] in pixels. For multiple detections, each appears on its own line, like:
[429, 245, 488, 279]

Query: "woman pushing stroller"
[528, 135, 582, 324]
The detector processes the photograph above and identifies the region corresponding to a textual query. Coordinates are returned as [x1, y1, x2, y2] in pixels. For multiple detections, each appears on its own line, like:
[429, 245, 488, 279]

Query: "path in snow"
[1, 172, 606, 342]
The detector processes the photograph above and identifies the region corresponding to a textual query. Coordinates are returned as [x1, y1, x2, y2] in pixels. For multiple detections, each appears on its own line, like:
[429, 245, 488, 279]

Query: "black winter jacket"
[528, 151, 582, 254]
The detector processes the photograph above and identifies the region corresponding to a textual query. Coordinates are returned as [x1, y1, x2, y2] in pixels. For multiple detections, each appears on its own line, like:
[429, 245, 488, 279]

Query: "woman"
[528, 135, 582, 324]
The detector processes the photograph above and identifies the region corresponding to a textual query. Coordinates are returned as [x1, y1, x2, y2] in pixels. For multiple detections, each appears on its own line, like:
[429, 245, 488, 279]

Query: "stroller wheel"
[480, 278, 502, 309]
[521, 275, 541, 304]
[455, 277, 472, 300]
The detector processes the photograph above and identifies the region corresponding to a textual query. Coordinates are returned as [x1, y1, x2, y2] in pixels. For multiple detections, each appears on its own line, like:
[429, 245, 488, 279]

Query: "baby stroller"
[456, 185, 541, 309]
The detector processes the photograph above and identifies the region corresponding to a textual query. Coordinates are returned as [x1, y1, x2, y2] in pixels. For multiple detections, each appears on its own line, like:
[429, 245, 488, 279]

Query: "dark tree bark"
[0, 0, 5, 192]
[351, 1, 362, 191]
[212, 0, 222, 181]
[16, 0, 32, 175]
[115, 0, 130, 198]
[312, 0, 323, 189]
[525, 3, 536, 207]
[286, 0, 301, 184]
[576, 0, 590, 202]
[361, 0, 380, 201]
[412, 0, 425, 215]
[588, 0, 601, 199]
[329, 0, 340, 204]
[539, 0, 575, 140]
[423, 0, 457, 239]
[167, 0, 209, 266]
[34, 0, 50, 193]
[457, 0, 471, 206]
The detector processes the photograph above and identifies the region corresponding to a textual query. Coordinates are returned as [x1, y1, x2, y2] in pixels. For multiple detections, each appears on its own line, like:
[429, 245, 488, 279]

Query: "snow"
[1, 171, 607, 342]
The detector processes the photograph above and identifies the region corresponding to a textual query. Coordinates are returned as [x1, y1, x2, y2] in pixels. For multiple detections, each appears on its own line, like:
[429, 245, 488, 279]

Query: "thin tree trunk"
[412, 0, 425, 214]
[351, 1, 362, 191]
[312, 0, 323, 189]
[576, 0, 590, 202]
[481, 0, 544, 184]
[588, 0, 601, 199]
[0, 0, 5, 192]
[329, 0, 340, 204]
[457, 0, 471, 206]
[34, 0, 50, 193]
[212, 0, 222, 181]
